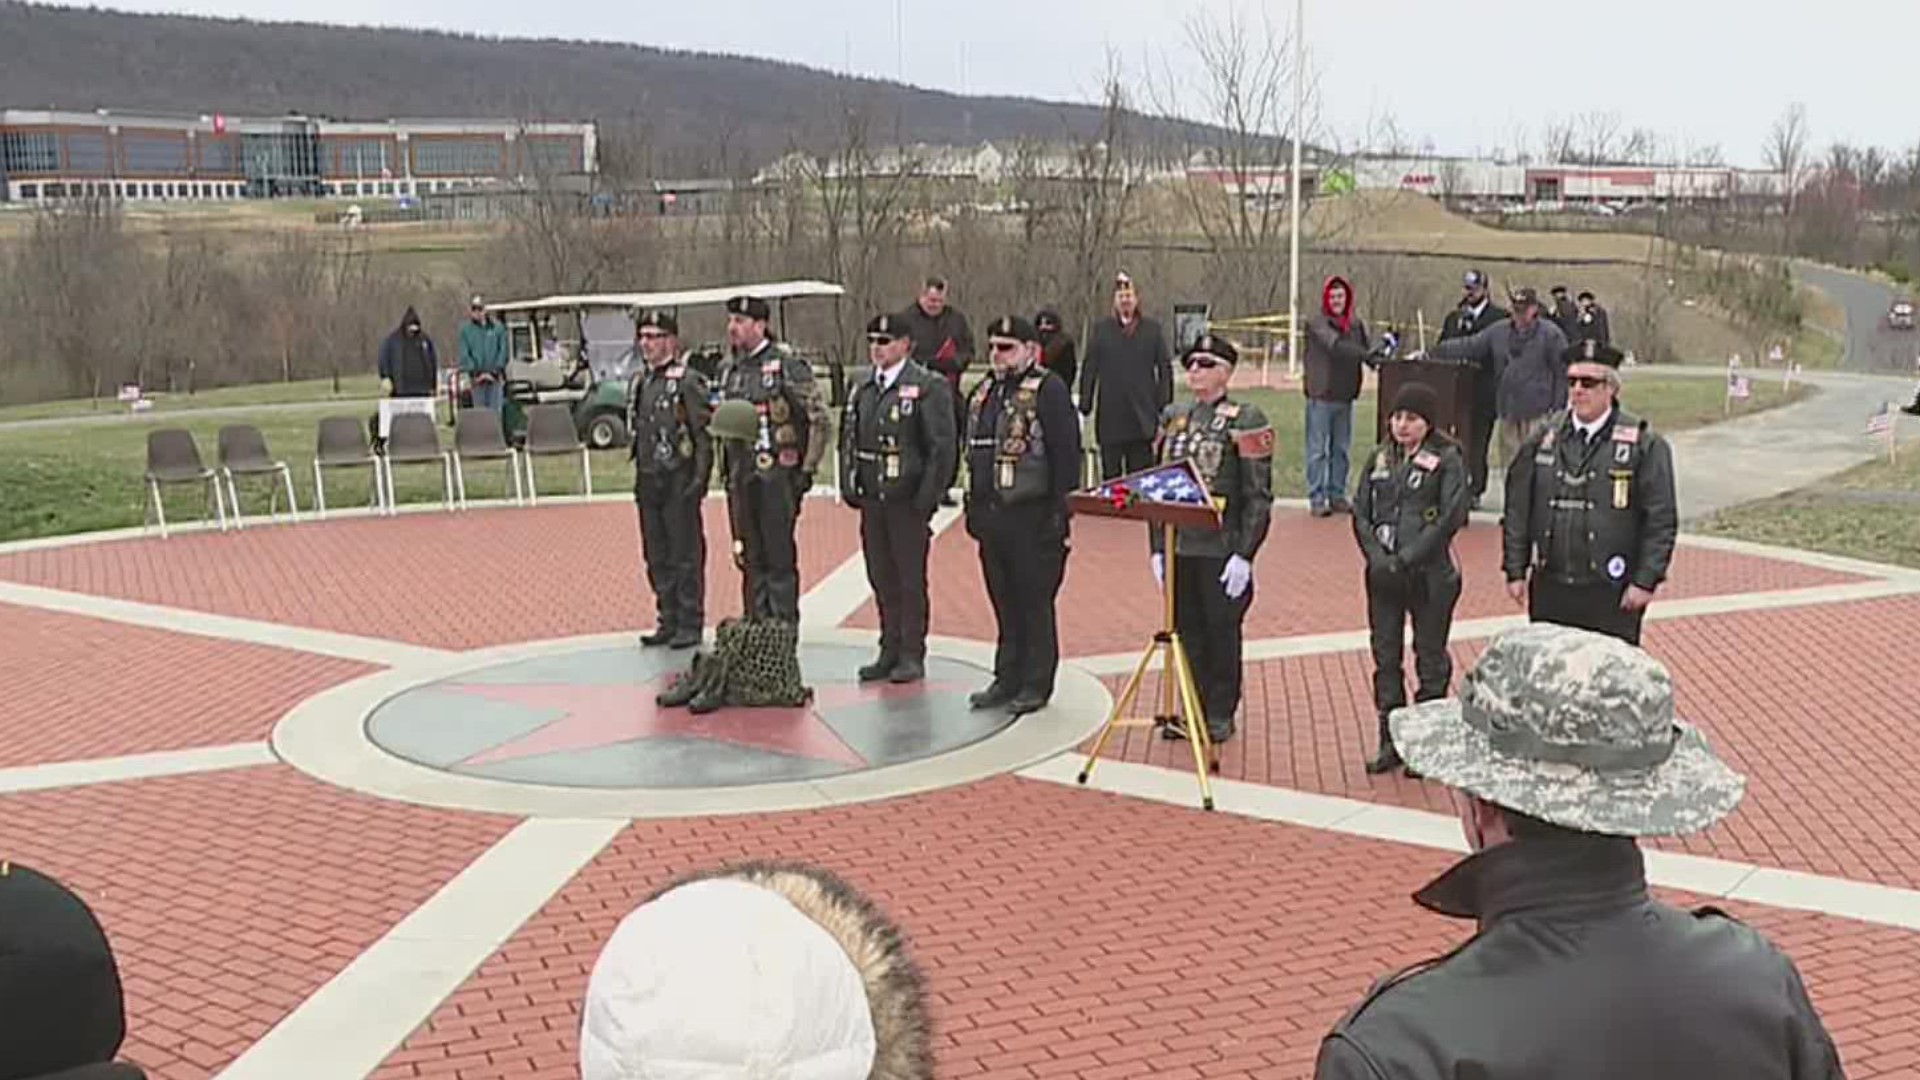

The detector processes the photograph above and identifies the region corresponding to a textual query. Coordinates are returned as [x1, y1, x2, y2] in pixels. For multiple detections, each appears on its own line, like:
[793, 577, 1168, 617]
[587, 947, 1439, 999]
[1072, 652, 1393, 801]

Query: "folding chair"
[381, 412, 456, 513]
[143, 428, 227, 539]
[217, 424, 299, 529]
[313, 416, 386, 519]
[520, 402, 593, 505]
[452, 408, 523, 509]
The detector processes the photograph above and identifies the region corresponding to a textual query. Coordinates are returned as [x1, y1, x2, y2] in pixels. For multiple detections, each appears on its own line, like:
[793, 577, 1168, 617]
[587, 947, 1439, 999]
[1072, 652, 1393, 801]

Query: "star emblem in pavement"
[443, 676, 968, 770]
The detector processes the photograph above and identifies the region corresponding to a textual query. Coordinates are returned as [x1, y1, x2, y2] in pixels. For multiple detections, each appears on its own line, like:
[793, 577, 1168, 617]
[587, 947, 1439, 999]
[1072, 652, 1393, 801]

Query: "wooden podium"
[1067, 461, 1223, 811]
[1376, 359, 1479, 478]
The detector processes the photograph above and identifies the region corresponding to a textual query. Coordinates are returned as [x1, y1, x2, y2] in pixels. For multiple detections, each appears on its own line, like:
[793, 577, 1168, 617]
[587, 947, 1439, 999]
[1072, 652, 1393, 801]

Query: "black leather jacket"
[1316, 836, 1844, 1080]
[1503, 407, 1678, 592]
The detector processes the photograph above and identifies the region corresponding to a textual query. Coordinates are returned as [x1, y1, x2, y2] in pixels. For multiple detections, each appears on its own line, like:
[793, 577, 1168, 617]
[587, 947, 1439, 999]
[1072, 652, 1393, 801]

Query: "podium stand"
[1377, 359, 1478, 478]
[1067, 461, 1223, 811]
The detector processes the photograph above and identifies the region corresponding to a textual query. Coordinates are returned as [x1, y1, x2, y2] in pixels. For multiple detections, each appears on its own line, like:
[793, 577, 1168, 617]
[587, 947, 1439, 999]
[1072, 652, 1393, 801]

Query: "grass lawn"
[0, 375, 381, 423]
[1697, 442, 1920, 570]
[0, 372, 1815, 542]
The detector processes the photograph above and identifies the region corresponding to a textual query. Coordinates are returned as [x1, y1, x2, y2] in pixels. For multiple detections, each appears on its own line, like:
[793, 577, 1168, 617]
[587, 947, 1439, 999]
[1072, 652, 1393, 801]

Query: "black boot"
[639, 627, 674, 647]
[655, 667, 701, 708]
[858, 652, 899, 683]
[1364, 714, 1403, 775]
[1903, 394, 1920, 418]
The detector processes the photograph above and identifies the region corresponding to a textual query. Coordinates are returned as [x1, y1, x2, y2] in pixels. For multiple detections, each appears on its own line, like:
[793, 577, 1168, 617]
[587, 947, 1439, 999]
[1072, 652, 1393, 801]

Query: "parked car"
[1891, 300, 1915, 331]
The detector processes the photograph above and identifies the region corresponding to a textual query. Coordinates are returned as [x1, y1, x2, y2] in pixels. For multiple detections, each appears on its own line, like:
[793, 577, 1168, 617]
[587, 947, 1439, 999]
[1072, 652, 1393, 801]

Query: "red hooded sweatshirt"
[1322, 276, 1354, 335]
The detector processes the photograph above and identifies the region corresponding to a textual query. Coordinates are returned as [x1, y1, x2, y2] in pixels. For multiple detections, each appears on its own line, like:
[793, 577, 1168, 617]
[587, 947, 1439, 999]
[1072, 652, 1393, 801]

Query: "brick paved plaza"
[3, 496, 1918, 1079]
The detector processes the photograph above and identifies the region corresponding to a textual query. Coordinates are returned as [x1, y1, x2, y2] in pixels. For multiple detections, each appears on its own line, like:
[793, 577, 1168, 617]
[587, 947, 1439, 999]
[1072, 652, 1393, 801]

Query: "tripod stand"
[1076, 520, 1217, 810]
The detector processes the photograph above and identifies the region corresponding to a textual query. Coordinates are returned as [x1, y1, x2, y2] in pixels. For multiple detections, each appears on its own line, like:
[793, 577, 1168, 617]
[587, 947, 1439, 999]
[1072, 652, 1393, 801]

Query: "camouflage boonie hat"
[1389, 624, 1745, 837]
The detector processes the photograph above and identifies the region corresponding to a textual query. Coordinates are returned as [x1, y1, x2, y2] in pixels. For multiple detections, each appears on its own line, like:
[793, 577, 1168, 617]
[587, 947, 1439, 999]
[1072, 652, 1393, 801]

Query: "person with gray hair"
[1417, 287, 1571, 468]
[1315, 624, 1843, 1080]
[580, 862, 932, 1080]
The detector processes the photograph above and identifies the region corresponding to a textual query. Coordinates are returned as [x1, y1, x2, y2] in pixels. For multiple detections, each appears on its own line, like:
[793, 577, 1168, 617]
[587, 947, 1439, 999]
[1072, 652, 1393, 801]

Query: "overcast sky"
[87, 0, 1916, 166]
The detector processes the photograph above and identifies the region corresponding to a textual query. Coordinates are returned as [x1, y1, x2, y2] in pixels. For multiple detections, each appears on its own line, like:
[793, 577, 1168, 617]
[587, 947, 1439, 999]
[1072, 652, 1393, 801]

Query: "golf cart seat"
[506, 356, 591, 404]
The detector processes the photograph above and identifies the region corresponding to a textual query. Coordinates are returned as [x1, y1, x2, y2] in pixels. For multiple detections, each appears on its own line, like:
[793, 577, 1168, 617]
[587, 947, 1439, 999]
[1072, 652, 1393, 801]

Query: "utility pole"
[1285, 0, 1306, 381]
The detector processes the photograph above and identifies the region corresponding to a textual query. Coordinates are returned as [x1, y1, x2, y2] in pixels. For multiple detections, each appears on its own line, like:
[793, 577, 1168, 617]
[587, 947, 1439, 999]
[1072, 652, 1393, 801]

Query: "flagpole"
[1285, 0, 1305, 384]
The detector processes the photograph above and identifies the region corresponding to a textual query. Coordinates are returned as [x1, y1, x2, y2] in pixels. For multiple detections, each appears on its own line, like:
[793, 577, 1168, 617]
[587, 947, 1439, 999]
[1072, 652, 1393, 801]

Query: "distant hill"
[0, 2, 1212, 174]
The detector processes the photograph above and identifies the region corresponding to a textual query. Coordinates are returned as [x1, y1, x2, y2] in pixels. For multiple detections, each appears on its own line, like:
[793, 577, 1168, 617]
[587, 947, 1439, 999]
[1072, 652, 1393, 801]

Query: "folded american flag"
[1094, 462, 1210, 508]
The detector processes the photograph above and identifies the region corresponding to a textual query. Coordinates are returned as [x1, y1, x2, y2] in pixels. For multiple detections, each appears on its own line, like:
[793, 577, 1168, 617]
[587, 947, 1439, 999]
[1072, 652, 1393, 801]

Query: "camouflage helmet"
[710, 399, 760, 443]
[1389, 624, 1745, 837]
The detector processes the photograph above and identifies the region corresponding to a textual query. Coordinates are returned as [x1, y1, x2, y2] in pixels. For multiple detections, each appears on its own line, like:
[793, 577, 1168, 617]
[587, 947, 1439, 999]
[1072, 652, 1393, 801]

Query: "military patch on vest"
[1218, 402, 1241, 419]
[1611, 468, 1631, 509]
[778, 448, 801, 468]
[769, 396, 791, 423]
[1020, 375, 1045, 392]
[761, 360, 782, 374]
[1170, 414, 1189, 434]
[1541, 428, 1558, 451]
[900, 384, 920, 400]
[665, 364, 685, 378]
[1413, 450, 1440, 470]
[1407, 469, 1425, 490]
[1233, 425, 1275, 458]
[1613, 425, 1640, 444]
[1209, 414, 1228, 432]
[1614, 441, 1632, 465]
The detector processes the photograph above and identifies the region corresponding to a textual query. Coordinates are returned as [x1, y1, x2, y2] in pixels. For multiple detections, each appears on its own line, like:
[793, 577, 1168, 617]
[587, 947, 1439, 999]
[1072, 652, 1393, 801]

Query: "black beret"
[725, 295, 771, 321]
[636, 309, 678, 335]
[985, 315, 1038, 344]
[1181, 333, 1239, 366]
[866, 312, 907, 337]
[1568, 338, 1625, 368]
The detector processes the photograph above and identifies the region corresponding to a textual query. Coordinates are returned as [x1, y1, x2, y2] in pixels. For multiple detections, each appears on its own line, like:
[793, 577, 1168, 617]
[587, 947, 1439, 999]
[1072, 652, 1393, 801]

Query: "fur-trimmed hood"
[580, 862, 932, 1080]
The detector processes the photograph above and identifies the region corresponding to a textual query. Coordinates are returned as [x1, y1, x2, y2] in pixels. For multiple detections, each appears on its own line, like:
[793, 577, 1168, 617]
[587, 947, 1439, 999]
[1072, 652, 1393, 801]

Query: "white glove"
[1150, 552, 1165, 588]
[1220, 554, 1252, 600]
[1404, 349, 1428, 363]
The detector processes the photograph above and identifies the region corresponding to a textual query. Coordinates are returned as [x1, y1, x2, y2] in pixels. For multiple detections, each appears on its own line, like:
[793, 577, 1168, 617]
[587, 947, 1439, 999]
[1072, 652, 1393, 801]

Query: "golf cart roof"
[486, 279, 846, 315]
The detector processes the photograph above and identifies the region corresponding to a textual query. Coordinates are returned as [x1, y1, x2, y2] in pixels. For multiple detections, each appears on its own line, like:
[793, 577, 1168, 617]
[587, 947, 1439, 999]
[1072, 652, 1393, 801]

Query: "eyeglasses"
[1567, 374, 1609, 389]
[867, 335, 895, 346]
[1184, 355, 1224, 370]
[989, 341, 1022, 353]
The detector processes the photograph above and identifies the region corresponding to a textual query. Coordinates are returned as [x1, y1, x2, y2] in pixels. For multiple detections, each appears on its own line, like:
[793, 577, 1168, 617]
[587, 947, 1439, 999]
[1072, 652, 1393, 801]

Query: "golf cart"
[484, 279, 849, 450]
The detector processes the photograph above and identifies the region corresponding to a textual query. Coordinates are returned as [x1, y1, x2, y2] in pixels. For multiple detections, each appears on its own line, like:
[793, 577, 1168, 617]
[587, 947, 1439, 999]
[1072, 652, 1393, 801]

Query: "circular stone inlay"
[365, 643, 1009, 789]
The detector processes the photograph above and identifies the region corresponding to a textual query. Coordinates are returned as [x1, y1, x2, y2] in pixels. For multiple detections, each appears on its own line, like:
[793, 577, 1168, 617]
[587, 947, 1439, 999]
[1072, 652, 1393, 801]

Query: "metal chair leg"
[581, 448, 593, 498]
[510, 451, 524, 505]
[314, 461, 328, 519]
[210, 476, 228, 532]
[525, 453, 539, 506]
[224, 470, 246, 530]
[453, 455, 469, 510]
[150, 479, 169, 539]
[282, 465, 301, 523]
[441, 455, 455, 512]
[381, 458, 397, 515]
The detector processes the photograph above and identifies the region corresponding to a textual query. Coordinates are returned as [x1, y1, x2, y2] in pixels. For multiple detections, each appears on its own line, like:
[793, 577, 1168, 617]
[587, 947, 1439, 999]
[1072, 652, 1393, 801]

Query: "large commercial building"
[0, 108, 597, 203]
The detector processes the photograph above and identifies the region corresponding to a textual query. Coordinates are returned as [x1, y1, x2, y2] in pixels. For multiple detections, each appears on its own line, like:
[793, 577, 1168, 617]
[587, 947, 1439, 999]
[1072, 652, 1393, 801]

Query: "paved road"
[1483, 366, 1913, 522]
[0, 397, 377, 433]
[1796, 261, 1919, 372]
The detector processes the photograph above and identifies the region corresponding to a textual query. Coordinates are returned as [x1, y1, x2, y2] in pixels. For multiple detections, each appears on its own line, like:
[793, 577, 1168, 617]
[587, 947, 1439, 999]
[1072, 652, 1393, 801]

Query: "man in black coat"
[841, 312, 957, 684]
[1572, 290, 1612, 348]
[1439, 270, 1508, 507]
[1077, 272, 1173, 480]
[1316, 624, 1842, 1080]
[1502, 341, 1677, 647]
[898, 276, 974, 504]
[1035, 308, 1078, 391]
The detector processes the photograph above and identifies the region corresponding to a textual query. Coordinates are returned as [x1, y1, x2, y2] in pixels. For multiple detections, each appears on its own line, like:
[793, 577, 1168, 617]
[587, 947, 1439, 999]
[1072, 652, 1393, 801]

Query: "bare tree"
[1764, 103, 1811, 252]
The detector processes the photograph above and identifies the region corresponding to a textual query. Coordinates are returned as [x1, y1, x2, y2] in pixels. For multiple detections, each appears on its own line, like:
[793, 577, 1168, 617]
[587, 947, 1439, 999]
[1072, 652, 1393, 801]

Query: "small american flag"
[1728, 374, 1750, 400]
[1867, 401, 1894, 437]
[1095, 463, 1209, 506]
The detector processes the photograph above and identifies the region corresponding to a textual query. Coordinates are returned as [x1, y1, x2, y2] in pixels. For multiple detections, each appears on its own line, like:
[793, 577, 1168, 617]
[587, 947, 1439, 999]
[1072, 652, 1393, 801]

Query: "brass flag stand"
[1068, 461, 1222, 811]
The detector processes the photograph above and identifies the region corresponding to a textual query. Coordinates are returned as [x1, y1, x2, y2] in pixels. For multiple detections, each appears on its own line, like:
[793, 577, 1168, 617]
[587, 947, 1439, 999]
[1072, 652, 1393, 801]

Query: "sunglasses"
[867, 334, 896, 346]
[1567, 374, 1609, 389]
[1184, 355, 1225, 370]
[989, 340, 1022, 353]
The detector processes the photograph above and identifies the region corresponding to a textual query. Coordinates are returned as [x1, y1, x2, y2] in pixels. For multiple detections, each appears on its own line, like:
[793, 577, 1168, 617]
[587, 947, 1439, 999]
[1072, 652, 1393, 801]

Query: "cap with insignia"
[1181, 333, 1239, 367]
[865, 312, 906, 338]
[1568, 338, 1625, 369]
[725, 296, 771, 321]
[1509, 286, 1540, 309]
[1390, 624, 1745, 837]
[985, 315, 1038, 344]
[636, 310, 679, 336]
[1462, 269, 1486, 289]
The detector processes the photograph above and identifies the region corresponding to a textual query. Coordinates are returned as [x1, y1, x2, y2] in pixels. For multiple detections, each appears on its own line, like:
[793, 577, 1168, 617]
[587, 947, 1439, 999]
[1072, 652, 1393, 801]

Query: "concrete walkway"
[1480, 365, 1913, 521]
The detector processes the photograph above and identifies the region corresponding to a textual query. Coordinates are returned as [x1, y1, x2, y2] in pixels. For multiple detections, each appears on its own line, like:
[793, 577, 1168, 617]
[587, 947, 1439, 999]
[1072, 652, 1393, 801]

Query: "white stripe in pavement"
[0, 742, 275, 794]
[1071, 576, 1920, 676]
[0, 581, 450, 667]
[799, 503, 962, 630]
[214, 817, 625, 1080]
[1020, 755, 1920, 932]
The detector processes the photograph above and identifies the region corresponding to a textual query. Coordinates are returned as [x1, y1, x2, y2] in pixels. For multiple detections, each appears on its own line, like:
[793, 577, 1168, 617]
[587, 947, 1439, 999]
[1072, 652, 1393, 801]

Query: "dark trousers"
[860, 500, 934, 661]
[1366, 563, 1463, 716]
[734, 471, 802, 623]
[973, 505, 1069, 697]
[1529, 577, 1644, 646]
[1173, 554, 1251, 733]
[636, 472, 707, 634]
[1468, 401, 1497, 500]
[1099, 439, 1155, 480]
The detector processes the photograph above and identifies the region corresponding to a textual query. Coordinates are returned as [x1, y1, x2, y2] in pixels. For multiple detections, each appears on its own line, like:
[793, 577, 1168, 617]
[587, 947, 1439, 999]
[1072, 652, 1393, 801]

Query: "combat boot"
[1364, 713, 1404, 775]
[858, 652, 900, 683]
[655, 667, 701, 708]
[688, 683, 727, 715]
[639, 627, 674, 647]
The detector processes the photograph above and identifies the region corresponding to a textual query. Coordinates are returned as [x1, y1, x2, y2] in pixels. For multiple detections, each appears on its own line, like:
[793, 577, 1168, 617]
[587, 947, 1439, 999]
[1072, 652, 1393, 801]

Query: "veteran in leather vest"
[1146, 333, 1274, 745]
[1501, 340, 1677, 646]
[713, 295, 833, 624]
[627, 309, 714, 650]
